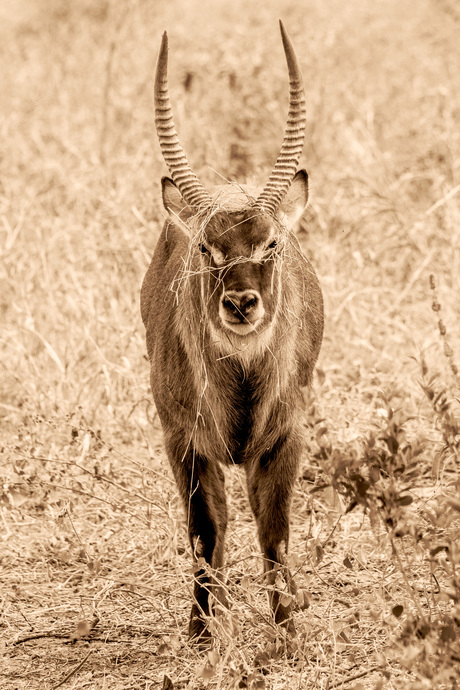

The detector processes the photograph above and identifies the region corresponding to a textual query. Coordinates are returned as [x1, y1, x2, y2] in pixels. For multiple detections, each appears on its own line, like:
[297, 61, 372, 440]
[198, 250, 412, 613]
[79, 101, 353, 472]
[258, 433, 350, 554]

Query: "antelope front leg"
[165, 435, 228, 643]
[245, 435, 299, 634]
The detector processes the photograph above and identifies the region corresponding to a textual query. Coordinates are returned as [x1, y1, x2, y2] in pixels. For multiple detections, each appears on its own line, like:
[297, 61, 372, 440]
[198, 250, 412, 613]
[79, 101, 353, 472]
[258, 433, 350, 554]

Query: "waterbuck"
[141, 21, 324, 642]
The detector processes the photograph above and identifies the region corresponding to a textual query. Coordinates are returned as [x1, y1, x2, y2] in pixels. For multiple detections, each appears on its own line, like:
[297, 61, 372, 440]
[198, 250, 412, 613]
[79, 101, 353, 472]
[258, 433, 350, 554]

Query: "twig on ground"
[328, 664, 381, 689]
[52, 650, 93, 690]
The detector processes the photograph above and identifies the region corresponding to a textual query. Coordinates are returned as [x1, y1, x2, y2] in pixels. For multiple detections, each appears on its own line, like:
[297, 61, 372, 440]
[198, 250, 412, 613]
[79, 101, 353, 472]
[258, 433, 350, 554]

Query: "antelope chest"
[197, 361, 292, 466]
[217, 374, 257, 465]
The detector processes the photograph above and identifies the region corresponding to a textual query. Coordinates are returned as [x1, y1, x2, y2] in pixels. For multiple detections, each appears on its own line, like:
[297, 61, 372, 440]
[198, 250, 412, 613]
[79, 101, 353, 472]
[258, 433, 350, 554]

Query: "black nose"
[222, 291, 259, 319]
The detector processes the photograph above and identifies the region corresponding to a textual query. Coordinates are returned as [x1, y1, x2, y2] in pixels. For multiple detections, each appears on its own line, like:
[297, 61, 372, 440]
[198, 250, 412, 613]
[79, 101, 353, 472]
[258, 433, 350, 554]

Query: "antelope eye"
[267, 239, 277, 250]
[199, 243, 210, 255]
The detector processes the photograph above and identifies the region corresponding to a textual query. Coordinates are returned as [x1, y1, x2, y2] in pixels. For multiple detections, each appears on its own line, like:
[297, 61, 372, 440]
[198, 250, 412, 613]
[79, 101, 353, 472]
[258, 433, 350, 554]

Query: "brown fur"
[141, 174, 323, 641]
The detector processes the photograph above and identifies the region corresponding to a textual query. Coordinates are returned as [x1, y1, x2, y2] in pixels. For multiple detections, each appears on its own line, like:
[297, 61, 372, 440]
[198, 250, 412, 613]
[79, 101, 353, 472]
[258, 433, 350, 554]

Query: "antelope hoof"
[275, 604, 296, 637]
[188, 608, 212, 649]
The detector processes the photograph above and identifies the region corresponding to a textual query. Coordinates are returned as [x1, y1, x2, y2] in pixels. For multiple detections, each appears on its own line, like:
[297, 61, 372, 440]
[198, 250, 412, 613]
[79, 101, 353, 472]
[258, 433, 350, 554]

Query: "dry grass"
[2, 0, 460, 687]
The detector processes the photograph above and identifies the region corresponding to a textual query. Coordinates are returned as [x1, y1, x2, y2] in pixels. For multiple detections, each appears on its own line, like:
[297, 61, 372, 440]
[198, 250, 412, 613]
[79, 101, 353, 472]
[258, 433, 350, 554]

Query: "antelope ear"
[161, 177, 195, 230]
[279, 170, 309, 228]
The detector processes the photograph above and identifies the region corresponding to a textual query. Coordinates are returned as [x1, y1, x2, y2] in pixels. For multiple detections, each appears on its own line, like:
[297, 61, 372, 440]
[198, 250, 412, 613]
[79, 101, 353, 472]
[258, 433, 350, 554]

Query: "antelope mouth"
[221, 318, 262, 335]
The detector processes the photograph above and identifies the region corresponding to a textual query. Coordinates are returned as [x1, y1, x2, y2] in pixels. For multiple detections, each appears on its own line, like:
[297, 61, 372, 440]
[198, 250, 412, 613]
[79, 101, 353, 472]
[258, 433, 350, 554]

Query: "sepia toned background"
[2, 0, 460, 687]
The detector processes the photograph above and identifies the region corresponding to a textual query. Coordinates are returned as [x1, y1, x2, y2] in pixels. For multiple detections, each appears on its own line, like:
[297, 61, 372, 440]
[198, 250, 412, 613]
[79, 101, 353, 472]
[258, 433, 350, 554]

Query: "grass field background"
[2, 0, 460, 687]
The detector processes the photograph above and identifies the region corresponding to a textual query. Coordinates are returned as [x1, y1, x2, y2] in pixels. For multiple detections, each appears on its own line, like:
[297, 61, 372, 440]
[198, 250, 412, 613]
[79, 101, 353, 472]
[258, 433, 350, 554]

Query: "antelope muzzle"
[220, 289, 265, 332]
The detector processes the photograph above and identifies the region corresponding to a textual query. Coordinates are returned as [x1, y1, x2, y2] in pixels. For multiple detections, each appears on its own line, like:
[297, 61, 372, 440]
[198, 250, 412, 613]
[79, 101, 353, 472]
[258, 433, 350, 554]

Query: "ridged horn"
[255, 21, 306, 216]
[155, 32, 212, 208]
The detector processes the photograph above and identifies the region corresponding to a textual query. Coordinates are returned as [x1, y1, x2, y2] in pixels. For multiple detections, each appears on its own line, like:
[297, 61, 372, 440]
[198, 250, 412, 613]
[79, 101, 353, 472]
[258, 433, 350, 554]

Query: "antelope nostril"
[240, 294, 258, 312]
[223, 296, 239, 313]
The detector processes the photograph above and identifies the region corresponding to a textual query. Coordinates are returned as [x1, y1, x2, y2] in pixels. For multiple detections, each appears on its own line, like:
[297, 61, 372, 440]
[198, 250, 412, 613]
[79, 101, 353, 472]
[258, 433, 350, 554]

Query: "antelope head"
[154, 22, 308, 346]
